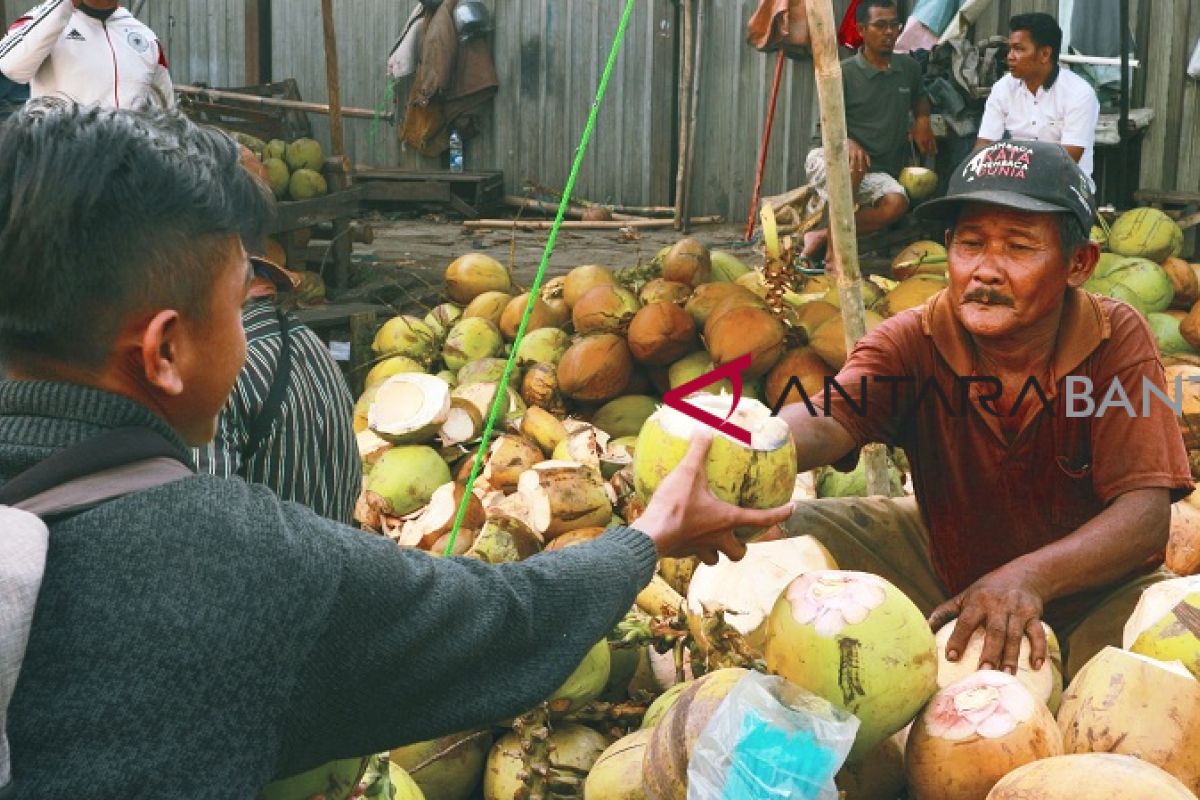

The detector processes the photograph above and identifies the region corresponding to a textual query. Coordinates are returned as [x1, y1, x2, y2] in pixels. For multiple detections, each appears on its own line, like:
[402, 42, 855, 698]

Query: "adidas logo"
[65, 28, 85, 41]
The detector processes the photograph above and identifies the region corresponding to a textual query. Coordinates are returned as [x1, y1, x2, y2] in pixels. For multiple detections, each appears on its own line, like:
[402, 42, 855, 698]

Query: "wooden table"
[356, 169, 504, 219]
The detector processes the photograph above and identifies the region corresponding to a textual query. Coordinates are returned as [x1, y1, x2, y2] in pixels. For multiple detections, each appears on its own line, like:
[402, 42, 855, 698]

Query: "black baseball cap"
[915, 140, 1097, 231]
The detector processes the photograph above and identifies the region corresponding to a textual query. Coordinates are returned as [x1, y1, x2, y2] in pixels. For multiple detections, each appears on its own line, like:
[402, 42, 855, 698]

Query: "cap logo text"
[963, 143, 1033, 182]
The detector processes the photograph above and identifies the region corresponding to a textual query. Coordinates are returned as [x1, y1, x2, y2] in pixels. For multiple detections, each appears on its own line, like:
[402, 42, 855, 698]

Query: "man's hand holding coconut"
[775, 139, 1194, 683]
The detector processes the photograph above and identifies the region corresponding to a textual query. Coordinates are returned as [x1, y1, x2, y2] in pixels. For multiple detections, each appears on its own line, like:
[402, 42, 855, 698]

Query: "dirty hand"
[847, 139, 871, 187]
[927, 565, 1049, 675]
[912, 117, 938, 156]
[631, 431, 794, 566]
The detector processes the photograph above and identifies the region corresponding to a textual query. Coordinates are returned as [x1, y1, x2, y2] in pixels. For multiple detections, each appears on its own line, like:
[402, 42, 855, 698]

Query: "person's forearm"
[1007, 488, 1170, 602]
[778, 405, 856, 472]
[914, 96, 932, 121]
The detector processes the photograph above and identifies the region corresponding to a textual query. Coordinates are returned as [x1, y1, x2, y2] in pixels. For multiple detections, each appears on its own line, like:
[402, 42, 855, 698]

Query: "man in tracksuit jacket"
[0, 0, 173, 110]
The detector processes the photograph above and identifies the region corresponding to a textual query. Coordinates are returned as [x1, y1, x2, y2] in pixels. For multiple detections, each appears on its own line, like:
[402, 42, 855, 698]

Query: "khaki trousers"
[780, 495, 1166, 680]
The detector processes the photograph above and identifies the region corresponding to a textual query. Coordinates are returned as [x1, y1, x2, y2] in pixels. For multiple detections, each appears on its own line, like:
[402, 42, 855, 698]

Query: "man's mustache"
[962, 288, 1016, 307]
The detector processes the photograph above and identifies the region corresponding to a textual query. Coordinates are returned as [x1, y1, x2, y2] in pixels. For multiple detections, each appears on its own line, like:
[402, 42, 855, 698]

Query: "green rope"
[443, 0, 638, 555]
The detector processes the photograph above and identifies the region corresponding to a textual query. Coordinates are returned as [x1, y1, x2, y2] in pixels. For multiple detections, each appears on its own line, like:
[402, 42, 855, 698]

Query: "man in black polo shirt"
[802, 0, 937, 270]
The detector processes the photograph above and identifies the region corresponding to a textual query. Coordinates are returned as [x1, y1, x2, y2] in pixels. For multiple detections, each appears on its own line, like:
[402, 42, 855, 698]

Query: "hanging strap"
[0, 427, 194, 520]
[244, 309, 293, 460]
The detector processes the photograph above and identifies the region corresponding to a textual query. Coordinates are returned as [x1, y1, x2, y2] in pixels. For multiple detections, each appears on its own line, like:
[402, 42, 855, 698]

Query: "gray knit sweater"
[0, 381, 657, 799]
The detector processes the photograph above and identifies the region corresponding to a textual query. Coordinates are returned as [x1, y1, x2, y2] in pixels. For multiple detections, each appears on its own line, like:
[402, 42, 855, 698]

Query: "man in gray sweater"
[0, 103, 794, 798]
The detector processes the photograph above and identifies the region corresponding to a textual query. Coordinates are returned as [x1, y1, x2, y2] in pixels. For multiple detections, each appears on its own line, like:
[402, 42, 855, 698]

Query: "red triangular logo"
[661, 354, 753, 446]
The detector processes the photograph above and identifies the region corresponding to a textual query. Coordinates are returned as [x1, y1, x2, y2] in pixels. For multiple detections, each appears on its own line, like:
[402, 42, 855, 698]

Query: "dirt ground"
[330, 214, 765, 315]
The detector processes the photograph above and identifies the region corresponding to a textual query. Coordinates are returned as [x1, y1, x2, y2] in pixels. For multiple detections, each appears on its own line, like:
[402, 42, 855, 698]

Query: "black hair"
[857, 0, 898, 25]
[1010, 12, 1063, 62]
[0, 101, 275, 368]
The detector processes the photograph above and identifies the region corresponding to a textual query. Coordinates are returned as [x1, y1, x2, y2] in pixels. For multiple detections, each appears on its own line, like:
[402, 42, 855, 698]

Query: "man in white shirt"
[976, 13, 1100, 188]
[0, 0, 173, 111]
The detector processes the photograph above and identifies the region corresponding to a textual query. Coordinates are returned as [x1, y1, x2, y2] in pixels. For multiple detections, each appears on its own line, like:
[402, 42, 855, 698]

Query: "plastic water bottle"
[449, 130, 464, 173]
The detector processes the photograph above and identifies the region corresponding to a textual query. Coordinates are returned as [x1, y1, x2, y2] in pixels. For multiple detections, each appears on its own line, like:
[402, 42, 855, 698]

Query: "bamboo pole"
[681, 0, 704, 235]
[462, 216, 723, 232]
[743, 51, 787, 241]
[805, 0, 894, 497]
[502, 195, 645, 222]
[321, 0, 346, 158]
[674, 0, 695, 231]
[175, 85, 380, 120]
[523, 182, 675, 216]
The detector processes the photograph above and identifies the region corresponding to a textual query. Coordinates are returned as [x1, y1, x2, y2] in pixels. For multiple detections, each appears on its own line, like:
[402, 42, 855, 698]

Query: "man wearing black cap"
[776, 140, 1192, 681]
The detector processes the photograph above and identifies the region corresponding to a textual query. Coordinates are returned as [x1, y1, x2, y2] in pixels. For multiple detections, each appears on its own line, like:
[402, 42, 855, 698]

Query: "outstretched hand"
[927, 566, 1049, 675]
[631, 431, 795, 565]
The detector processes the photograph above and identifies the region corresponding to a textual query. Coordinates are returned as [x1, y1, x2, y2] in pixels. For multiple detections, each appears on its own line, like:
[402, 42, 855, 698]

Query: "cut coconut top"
[687, 538, 838, 638]
[784, 570, 888, 638]
[1122, 575, 1200, 648]
[923, 670, 1036, 741]
[369, 374, 451, 435]
[650, 391, 791, 451]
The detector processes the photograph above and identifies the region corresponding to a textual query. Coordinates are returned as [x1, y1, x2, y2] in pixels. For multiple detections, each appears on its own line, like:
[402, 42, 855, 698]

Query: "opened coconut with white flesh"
[553, 424, 609, 472]
[685, 537, 838, 655]
[633, 393, 797, 540]
[763, 570, 939, 762]
[439, 398, 485, 447]
[905, 670, 1063, 800]
[1057, 646, 1200, 792]
[516, 461, 613, 541]
[1122, 575, 1200, 677]
[986, 753, 1199, 800]
[934, 620, 1062, 711]
[401, 482, 486, 550]
[368, 374, 451, 445]
[356, 429, 393, 467]
[600, 437, 634, 479]
[451, 381, 526, 426]
[484, 724, 610, 800]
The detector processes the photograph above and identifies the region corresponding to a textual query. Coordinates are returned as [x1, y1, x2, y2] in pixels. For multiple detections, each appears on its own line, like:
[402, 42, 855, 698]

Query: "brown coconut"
[627, 303, 698, 366]
[764, 347, 836, 408]
[1183, 302, 1200, 351]
[986, 753, 1199, 800]
[545, 526, 607, 552]
[891, 240, 948, 280]
[557, 334, 635, 402]
[572, 285, 641, 335]
[1167, 257, 1200, 309]
[462, 291, 514, 327]
[642, 668, 748, 800]
[521, 362, 567, 415]
[809, 311, 885, 370]
[792, 300, 840, 341]
[1166, 364, 1200, 449]
[498, 292, 565, 340]
[520, 406, 569, 456]
[639, 279, 692, 306]
[703, 305, 786, 378]
[873, 274, 946, 318]
[480, 434, 544, 493]
[662, 239, 713, 287]
[836, 735, 907, 800]
[563, 264, 617, 308]
[684, 283, 764, 328]
[582, 206, 614, 222]
[906, 670, 1063, 800]
[516, 461, 613, 539]
[444, 253, 511, 304]
[1057, 646, 1200, 792]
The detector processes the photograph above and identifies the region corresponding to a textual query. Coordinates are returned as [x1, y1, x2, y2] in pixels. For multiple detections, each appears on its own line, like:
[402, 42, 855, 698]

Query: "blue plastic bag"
[686, 672, 859, 800]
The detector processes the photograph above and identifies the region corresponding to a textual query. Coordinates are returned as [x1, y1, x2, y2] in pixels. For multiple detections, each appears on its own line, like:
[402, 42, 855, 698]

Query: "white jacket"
[0, 0, 173, 110]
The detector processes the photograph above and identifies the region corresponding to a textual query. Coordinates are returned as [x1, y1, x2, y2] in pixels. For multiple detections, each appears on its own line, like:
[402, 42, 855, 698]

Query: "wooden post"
[674, 0, 695, 231]
[321, 0, 346, 159]
[681, 0, 704, 234]
[805, 0, 894, 497]
[244, 0, 272, 85]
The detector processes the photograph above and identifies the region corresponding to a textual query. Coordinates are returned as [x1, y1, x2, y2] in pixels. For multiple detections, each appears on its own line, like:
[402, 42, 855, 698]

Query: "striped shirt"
[193, 300, 361, 524]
